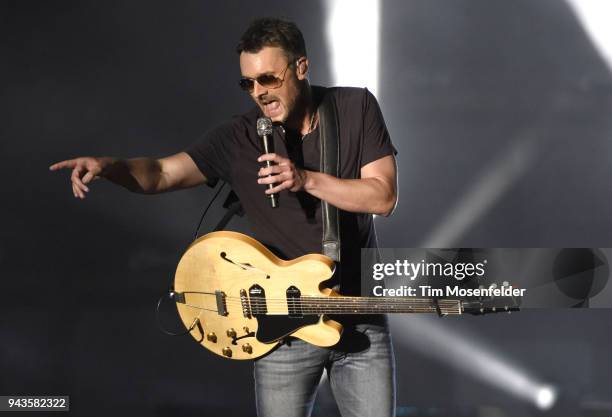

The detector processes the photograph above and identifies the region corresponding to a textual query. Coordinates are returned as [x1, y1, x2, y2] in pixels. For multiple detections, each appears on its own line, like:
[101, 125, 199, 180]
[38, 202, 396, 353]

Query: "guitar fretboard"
[259, 296, 463, 315]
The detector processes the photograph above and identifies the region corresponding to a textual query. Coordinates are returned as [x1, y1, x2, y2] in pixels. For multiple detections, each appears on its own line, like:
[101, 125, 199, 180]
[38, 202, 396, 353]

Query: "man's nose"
[252, 80, 268, 99]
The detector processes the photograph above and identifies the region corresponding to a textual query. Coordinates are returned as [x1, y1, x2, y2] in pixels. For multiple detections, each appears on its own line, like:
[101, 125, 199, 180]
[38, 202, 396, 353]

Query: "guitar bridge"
[215, 290, 228, 316]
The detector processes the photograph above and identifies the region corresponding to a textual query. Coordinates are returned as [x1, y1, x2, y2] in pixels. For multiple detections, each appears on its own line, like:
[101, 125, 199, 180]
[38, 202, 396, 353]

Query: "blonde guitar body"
[174, 231, 343, 360]
[173, 231, 511, 360]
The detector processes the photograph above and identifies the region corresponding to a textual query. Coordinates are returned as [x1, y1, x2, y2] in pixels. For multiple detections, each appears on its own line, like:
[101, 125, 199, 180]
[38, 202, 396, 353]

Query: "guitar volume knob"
[226, 328, 237, 338]
[222, 347, 233, 358]
[206, 333, 217, 343]
[242, 343, 253, 354]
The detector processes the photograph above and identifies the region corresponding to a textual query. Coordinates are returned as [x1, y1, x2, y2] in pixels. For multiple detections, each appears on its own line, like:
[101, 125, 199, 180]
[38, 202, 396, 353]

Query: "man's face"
[239, 46, 306, 123]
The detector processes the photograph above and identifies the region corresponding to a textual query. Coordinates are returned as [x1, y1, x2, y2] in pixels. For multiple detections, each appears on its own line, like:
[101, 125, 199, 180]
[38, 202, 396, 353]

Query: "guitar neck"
[288, 296, 463, 315]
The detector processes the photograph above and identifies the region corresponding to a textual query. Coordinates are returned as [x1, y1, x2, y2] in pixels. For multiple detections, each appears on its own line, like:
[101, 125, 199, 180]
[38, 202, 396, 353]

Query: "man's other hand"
[49, 156, 113, 199]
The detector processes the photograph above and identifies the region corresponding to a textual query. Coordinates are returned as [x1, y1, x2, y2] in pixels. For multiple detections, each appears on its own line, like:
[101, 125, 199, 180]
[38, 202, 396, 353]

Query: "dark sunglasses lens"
[257, 75, 280, 88]
[239, 78, 254, 91]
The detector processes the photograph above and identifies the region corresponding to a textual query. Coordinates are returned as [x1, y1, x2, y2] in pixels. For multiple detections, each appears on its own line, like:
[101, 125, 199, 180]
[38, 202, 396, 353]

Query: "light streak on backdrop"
[322, 0, 558, 411]
[315, 0, 381, 404]
[420, 1, 612, 247]
[421, 135, 538, 247]
[325, 0, 380, 97]
[389, 315, 558, 410]
[566, 0, 612, 71]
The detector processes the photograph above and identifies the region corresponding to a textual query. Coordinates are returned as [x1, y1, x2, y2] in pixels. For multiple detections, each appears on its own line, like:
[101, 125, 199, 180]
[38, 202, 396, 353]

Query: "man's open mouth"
[262, 100, 282, 116]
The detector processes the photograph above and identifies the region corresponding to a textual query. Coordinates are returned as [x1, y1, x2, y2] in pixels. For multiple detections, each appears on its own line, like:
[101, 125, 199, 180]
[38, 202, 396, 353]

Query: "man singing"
[50, 17, 398, 417]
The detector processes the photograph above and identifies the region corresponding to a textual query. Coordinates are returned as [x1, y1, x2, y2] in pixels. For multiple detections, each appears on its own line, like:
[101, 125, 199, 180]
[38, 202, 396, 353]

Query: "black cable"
[193, 181, 226, 240]
[156, 180, 226, 337]
[155, 292, 195, 336]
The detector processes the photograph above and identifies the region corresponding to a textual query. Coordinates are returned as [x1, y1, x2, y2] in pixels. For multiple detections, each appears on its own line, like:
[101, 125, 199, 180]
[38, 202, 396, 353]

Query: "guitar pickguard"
[254, 314, 321, 344]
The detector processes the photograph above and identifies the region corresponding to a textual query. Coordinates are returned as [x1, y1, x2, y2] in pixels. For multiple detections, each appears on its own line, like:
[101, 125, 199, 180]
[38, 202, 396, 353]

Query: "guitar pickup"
[249, 285, 267, 315]
[216, 290, 228, 316]
[286, 286, 302, 318]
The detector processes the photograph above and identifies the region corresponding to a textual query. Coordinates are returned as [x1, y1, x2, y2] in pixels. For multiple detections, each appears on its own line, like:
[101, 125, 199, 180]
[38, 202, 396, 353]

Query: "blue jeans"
[254, 321, 396, 417]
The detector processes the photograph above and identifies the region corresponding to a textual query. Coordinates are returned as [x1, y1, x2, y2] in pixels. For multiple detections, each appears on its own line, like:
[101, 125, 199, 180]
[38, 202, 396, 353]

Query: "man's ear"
[296, 57, 309, 80]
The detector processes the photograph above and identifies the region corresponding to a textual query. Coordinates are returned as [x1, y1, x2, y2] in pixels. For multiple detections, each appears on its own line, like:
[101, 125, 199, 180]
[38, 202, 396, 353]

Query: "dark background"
[2, 0, 612, 416]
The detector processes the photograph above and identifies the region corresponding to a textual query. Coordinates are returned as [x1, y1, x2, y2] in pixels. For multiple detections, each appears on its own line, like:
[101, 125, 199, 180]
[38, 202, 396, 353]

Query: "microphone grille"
[256, 117, 273, 137]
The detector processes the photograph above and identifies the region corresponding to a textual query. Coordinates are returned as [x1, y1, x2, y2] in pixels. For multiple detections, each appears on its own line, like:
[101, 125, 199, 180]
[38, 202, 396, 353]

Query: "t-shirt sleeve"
[185, 121, 236, 187]
[360, 88, 398, 167]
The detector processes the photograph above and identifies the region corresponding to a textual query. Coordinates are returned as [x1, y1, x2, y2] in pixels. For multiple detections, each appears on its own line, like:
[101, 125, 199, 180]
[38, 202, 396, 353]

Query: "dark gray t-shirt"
[186, 86, 396, 295]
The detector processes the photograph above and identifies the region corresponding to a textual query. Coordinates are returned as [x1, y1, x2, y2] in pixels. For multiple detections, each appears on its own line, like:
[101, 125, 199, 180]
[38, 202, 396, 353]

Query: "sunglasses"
[238, 62, 293, 92]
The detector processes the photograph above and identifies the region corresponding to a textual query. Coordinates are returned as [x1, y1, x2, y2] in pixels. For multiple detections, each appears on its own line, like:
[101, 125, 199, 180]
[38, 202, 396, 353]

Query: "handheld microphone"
[256, 117, 279, 208]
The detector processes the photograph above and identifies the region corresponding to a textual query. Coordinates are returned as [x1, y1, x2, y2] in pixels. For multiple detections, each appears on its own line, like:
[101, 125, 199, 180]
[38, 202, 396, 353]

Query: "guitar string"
[183, 302, 461, 313]
[219, 300, 460, 307]
[178, 302, 461, 314]
[174, 291, 462, 305]
[173, 289, 464, 314]
[175, 291, 460, 304]
[177, 296, 461, 309]
[178, 304, 462, 314]
[219, 300, 461, 308]
[184, 299, 460, 307]
[219, 305, 460, 314]
[175, 303, 461, 315]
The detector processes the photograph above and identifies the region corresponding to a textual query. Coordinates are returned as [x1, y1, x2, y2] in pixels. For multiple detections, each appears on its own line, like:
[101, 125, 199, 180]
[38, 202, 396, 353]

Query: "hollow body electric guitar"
[173, 231, 519, 360]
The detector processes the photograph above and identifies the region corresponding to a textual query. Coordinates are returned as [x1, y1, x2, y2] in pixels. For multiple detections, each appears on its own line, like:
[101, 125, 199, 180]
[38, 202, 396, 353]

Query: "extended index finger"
[49, 159, 76, 171]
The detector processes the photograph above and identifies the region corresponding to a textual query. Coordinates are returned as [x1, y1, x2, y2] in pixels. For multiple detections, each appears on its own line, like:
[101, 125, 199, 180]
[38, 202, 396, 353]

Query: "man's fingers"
[71, 167, 90, 193]
[73, 182, 83, 199]
[77, 181, 89, 193]
[53, 158, 95, 198]
[82, 170, 97, 184]
[265, 181, 290, 195]
[257, 153, 286, 164]
[49, 159, 75, 171]
[257, 153, 277, 162]
[258, 165, 284, 177]
[49, 161, 65, 170]
[72, 183, 84, 199]
[258, 172, 288, 185]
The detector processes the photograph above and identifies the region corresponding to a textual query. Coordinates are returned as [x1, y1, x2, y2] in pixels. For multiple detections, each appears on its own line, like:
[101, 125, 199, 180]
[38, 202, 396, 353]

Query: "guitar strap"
[318, 90, 341, 263]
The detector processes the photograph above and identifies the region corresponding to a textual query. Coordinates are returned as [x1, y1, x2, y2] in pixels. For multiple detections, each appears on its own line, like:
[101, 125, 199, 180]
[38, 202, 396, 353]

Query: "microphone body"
[256, 117, 279, 208]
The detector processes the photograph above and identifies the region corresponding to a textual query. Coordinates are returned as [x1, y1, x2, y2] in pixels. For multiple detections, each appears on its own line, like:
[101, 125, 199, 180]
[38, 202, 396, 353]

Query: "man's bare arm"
[257, 154, 398, 216]
[49, 152, 206, 198]
[303, 155, 398, 216]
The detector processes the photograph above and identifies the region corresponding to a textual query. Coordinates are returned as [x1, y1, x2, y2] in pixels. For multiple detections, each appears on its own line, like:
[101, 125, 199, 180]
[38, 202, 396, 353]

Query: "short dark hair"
[236, 17, 307, 63]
